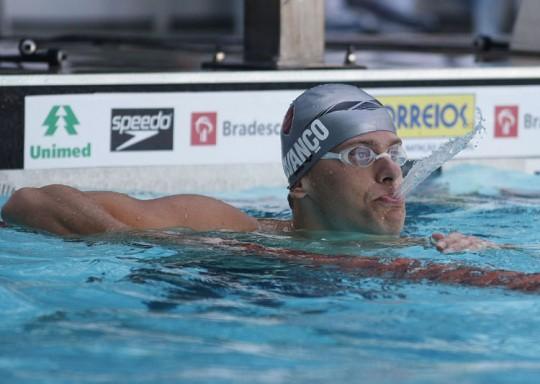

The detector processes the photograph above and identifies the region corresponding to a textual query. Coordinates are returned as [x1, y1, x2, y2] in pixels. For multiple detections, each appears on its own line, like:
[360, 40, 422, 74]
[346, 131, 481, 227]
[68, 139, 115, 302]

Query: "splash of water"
[394, 108, 486, 199]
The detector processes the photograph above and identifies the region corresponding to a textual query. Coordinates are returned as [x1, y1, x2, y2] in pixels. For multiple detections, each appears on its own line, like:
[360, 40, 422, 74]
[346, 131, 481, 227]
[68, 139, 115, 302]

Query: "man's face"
[300, 131, 406, 235]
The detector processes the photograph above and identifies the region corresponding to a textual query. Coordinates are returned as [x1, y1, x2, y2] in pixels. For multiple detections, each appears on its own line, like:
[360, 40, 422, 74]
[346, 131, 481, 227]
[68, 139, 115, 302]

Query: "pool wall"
[2, 69, 540, 192]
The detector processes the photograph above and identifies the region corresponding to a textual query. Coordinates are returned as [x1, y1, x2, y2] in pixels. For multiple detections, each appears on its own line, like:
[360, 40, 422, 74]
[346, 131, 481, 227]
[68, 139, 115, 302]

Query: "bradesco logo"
[494, 105, 518, 138]
[377, 94, 476, 138]
[111, 108, 174, 151]
[524, 111, 540, 130]
[191, 112, 281, 144]
[222, 119, 281, 137]
[30, 105, 91, 160]
[191, 112, 217, 145]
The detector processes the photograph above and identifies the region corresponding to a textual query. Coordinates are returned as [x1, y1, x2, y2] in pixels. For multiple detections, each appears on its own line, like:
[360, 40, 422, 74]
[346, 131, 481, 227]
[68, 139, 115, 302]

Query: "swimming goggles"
[320, 143, 407, 168]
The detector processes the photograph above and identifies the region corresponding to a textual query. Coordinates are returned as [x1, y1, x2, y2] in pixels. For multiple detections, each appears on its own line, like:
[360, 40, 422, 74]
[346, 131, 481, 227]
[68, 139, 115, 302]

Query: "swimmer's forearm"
[1, 184, 129, 235]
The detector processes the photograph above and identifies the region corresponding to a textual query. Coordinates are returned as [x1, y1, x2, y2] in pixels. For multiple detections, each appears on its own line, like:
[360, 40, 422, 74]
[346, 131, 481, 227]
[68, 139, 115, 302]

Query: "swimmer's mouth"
[375, 194, 404, 205]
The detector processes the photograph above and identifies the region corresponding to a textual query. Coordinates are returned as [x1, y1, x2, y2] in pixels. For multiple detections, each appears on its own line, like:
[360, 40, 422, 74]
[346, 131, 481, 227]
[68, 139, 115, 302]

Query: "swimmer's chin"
[293, 228, 400, 241]
[359, 223, 402, 237]
[325, 220, 404, 237]
[368, 213, 405, 236]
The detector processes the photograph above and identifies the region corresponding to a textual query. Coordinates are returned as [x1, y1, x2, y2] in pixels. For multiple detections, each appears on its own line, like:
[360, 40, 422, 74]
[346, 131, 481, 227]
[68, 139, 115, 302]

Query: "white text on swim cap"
[282, 119, 330, 178]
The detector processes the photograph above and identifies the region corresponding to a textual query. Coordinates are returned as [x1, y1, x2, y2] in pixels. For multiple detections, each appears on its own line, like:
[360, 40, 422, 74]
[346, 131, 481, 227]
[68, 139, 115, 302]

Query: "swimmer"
[1, 84, 494, 253]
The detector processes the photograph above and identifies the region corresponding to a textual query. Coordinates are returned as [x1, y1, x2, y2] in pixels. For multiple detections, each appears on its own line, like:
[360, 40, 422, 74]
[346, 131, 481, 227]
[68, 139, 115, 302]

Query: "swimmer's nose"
[374, 154, 402, 185]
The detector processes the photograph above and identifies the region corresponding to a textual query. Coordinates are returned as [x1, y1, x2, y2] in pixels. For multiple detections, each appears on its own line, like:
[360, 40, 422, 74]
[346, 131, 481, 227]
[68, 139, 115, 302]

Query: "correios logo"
[494, 105, 518, 138]
[191, 112, 217, 145]
[43, 105, 79, 136]
[30, 105, 91, 160]
[377, 94, 475, 138]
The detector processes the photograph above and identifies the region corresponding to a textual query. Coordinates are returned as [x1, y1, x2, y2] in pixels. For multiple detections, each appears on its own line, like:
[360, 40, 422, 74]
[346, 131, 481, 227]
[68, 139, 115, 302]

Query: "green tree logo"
[42, 105, 79, 136]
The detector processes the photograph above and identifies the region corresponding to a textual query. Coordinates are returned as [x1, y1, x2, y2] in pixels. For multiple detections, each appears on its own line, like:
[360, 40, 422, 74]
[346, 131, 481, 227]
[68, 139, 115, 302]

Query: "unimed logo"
[191, 112, 217, 145]
[111, 108, 174, 151]
[30, 105, 91, 160]
[43, 105, 79, 136]
[494, 105, 519, 138]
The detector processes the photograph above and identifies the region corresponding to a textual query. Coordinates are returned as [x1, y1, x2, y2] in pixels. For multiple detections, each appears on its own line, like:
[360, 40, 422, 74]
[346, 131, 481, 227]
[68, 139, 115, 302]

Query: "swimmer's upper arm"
[87, 192, 259, 232]
[2, 185, 257, 235]
[2, 185, 128, 235]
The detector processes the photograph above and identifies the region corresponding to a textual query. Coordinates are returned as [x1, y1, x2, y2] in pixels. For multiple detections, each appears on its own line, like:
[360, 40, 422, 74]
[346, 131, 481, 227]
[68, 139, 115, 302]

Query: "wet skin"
[1, 129, 495, 253]
[291, 131, 406, 235]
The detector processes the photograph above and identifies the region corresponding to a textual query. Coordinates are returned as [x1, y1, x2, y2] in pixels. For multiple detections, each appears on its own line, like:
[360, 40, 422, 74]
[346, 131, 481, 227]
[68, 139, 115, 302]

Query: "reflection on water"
[2, 165, 540, 383]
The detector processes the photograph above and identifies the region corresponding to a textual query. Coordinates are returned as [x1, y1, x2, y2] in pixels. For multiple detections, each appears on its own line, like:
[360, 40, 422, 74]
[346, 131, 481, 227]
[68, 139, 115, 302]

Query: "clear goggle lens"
[347, 144, 407, 167]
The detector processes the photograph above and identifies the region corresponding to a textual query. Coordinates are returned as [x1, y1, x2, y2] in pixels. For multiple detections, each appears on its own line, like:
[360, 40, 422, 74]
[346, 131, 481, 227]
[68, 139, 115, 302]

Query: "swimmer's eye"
[387, 144, 407, 166]
[348, 146, 374, 166]
[322, 143, 407, 167]
[348, 144, 407, 167]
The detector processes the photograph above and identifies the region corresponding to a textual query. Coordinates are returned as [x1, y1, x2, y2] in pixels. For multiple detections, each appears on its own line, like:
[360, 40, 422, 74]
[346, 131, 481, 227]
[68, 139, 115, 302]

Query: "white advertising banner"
[24, 90, 298, 169]
[24, 86, 540, 169]
[372, 86, 540, 160]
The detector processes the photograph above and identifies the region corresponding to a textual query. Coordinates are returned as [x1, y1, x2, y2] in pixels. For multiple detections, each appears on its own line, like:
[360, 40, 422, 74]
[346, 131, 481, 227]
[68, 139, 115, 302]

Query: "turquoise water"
[2, 165, 540, 383]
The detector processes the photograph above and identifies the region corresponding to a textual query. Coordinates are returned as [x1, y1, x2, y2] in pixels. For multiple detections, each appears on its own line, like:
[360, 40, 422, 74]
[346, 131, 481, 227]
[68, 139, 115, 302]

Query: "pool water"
[2, 165, 540, 384]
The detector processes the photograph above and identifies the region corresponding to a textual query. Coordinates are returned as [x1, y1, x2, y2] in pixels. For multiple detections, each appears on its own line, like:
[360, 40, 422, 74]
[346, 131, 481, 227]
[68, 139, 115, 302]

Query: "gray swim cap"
[281, 84, 397, 188]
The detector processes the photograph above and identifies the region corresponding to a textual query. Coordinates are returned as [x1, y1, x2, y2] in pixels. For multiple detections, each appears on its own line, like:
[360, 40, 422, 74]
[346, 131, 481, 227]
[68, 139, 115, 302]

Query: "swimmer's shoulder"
[256, 218, 294, 234]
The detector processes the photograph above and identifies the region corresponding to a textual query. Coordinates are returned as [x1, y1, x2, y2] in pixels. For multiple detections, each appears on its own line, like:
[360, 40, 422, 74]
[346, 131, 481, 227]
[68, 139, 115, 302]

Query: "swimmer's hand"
[431, 232, 499, 254]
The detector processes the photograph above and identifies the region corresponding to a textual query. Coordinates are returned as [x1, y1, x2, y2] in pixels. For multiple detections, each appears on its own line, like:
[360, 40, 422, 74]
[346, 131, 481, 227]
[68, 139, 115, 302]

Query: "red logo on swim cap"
[494, 106, 518, 138]
[281, 105, 294, 134]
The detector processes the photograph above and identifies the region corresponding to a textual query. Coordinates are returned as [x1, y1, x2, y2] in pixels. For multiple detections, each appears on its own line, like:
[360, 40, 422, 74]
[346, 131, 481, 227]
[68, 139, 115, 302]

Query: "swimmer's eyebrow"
[348, 138, 403, 148]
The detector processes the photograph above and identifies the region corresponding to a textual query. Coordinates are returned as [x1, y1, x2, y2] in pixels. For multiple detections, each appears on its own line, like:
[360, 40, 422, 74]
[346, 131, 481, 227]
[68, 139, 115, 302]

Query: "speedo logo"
[110, 108, 174, 151]
[282, 119, 329, 178]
